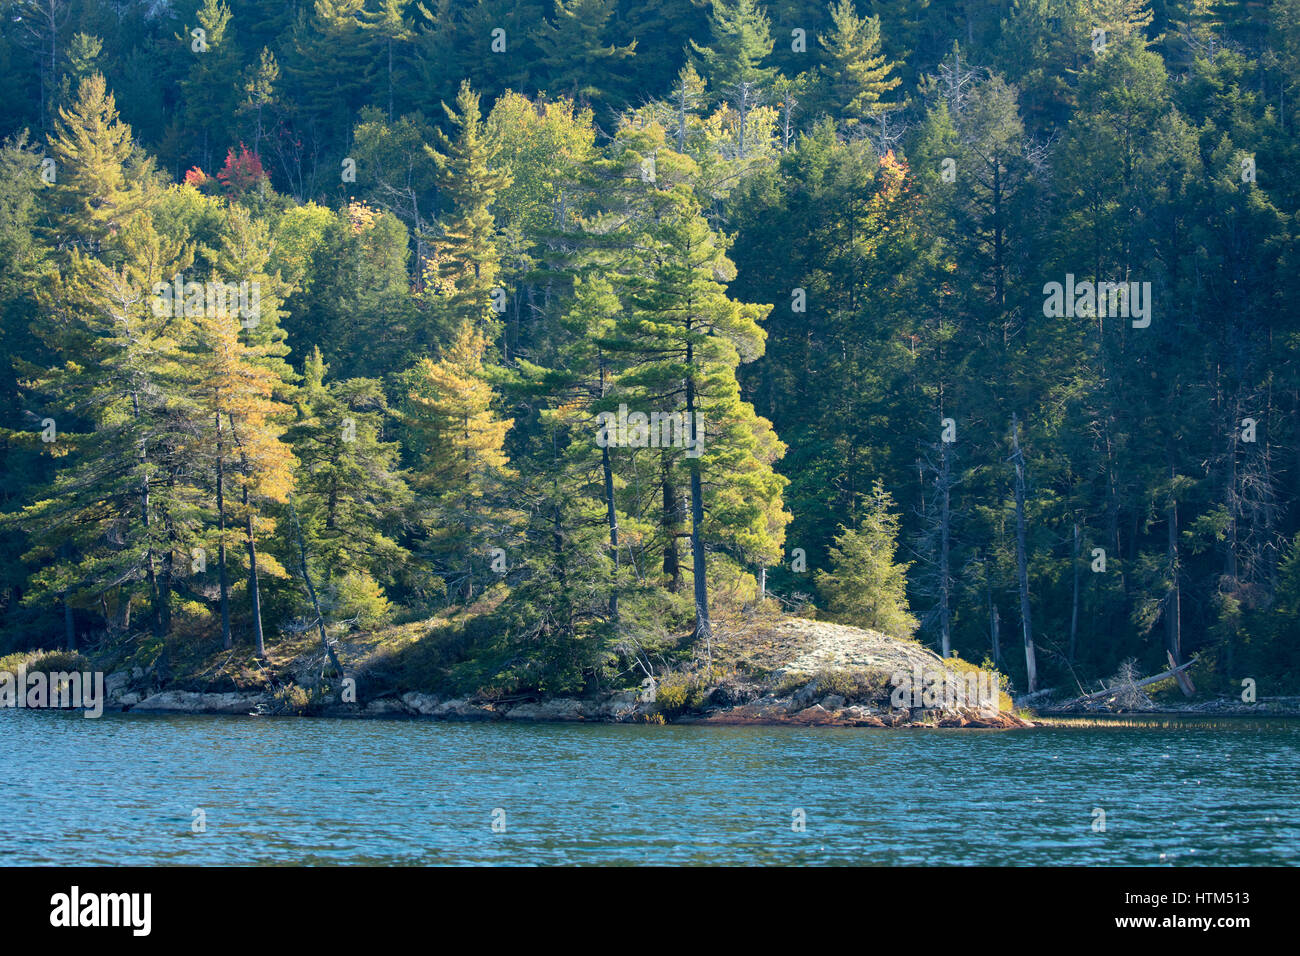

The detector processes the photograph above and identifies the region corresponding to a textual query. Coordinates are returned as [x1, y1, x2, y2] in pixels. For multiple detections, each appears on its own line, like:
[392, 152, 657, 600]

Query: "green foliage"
[652, 666, 723, 717]
[815, 481, 918, 637]
[0, 0, 1295, 699]
[332, 571, 395, 632]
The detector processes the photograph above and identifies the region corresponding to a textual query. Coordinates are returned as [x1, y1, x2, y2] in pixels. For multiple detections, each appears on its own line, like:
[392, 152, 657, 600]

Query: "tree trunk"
[1166, 464, 1182, 664]
[60, 541, 75, 650]
[1011, 414, 1037, 692]
[602, 442, 620, 621]
[133, 390, 163, 640]
[685, 351, 711, 653]
[216, 414, 232, 650]
[939, 439, 952, 658]
[243, 485, 266, 658]
[1069, 522, 1080, 663]
[661, 455, 683, 592]
[289, 496, 342, 679]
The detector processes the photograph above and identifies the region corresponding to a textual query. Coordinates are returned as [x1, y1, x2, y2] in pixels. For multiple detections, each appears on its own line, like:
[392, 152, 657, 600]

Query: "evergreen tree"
[691, 0, 777, 92]
[43, 72, 152, 252]
[402, 323, 515, 603]
[537, 0, 636, 106]
[361, 0, 416, 119]
[178, 0, 240, 172]
[287, 347, 412, 620]
[420, 80, 512, 349]
[604, 128, 780, 647]
[817, 1, 902, 126]
[815, 480, 917, 636]
[17, 215, 197, 647]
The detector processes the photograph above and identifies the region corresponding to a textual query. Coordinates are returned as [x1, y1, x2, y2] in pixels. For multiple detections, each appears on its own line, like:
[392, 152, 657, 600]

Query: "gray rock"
[821, 694, 846, 710]
[593, 691, 641, 721]
[132, 690, 271, 714]
[791, 704, 832, 723]
[504, 698, 587, 721]
[104, 672, 129, 701]
[842, 704, 879, 719]
[363, 698, 409, 716]
[400, 692, 442, 715]
[432, 698, 497, 720]
[791, 680, 821, 709]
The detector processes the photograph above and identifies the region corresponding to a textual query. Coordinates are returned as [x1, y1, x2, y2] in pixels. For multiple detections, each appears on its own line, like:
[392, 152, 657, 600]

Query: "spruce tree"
[817, 1, 902, 125]
[420, 80, 512, 350]
[403, 323, 515, 603]
[815, 480, 917, 636]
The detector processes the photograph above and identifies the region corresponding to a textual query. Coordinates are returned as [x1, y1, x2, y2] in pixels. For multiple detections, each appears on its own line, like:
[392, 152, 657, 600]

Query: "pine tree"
[178, 0, 239, 172]
[18, 215, 197, 646]
[537, 0, 636, 106]
[603, 128, 780, 647]
[818, 1, 902, 125]
[43, 72, 152, 253]
[515, 275, 630, 619]
[420, 81, 512, 350]
[239, 47, 278, 157]
[190, 282, 294, 652]
[815, 479, 917, 636]
[691, 0, 777, 92]
[361, 0, 415, 119]
[403, 323, 515, 603]
[209, 204, 297, 656]
[691, 0, 777, 159]
[287, 347, 412, 599]
[285, 0, 375, 155]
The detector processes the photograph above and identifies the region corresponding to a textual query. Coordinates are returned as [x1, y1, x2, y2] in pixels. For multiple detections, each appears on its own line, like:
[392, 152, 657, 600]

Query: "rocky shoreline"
[61, 615, 1041, 728]
[111, 678, 1032, 728]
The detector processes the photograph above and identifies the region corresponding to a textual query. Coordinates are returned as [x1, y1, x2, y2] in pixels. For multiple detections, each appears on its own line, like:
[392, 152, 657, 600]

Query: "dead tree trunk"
[1011, 414, 1037, 692]
[289, 496, 343, 680]
[1069, 523, 1080, 662]
[939, 438, 952, 658]
[1166, 463, 1182, 665]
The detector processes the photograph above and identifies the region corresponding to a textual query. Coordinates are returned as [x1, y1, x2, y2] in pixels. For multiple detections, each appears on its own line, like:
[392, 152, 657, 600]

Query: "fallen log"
[1014, 687, 1057, 708]
[1168, 651, 1196, 697]
[1056, 656, 1197, 707]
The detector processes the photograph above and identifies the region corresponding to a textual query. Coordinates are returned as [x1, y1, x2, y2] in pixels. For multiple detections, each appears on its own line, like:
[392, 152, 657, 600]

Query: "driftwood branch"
[1061, 656, 1197, 706]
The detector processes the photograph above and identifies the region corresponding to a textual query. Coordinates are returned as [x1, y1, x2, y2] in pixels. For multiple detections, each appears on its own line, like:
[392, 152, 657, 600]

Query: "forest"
[0, 0, 1297, 701]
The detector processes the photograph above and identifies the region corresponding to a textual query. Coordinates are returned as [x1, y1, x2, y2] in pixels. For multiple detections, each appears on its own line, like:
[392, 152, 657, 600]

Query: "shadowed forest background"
[0, 0, 1298, 700]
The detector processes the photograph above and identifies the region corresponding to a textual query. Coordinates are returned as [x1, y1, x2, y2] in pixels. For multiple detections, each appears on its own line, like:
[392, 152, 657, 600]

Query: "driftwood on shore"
[1053, 656, 1198, 709]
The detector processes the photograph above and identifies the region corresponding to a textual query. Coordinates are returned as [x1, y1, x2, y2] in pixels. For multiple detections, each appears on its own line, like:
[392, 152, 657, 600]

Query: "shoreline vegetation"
[2, 2, 1298, 715]
[8, 605, 1294, 728]
[6, 606, 1038, 727]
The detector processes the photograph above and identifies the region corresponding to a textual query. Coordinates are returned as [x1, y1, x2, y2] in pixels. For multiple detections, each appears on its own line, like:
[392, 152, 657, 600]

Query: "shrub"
[333, 571, 394, 631]
[813, 480, 918, 637]
[29, 650, 92, 674]
[652, 666, 724, 717]
[273, 684, 310, 715]
[811, 667, 892, 702]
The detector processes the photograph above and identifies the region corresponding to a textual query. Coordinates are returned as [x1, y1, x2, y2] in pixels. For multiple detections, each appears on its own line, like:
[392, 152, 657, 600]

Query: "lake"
[3, 710, 1296, 865]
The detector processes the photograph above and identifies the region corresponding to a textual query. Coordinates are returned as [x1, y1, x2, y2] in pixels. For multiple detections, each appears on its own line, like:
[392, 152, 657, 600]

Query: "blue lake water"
[3, 710, 1296, 865]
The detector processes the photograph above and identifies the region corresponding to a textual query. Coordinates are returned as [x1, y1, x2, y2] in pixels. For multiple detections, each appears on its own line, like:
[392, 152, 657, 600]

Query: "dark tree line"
[0, 0, 1297, 697]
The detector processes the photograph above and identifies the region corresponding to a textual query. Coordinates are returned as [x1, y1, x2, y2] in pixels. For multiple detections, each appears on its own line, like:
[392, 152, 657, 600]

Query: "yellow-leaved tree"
[404, 323, 515, 602]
